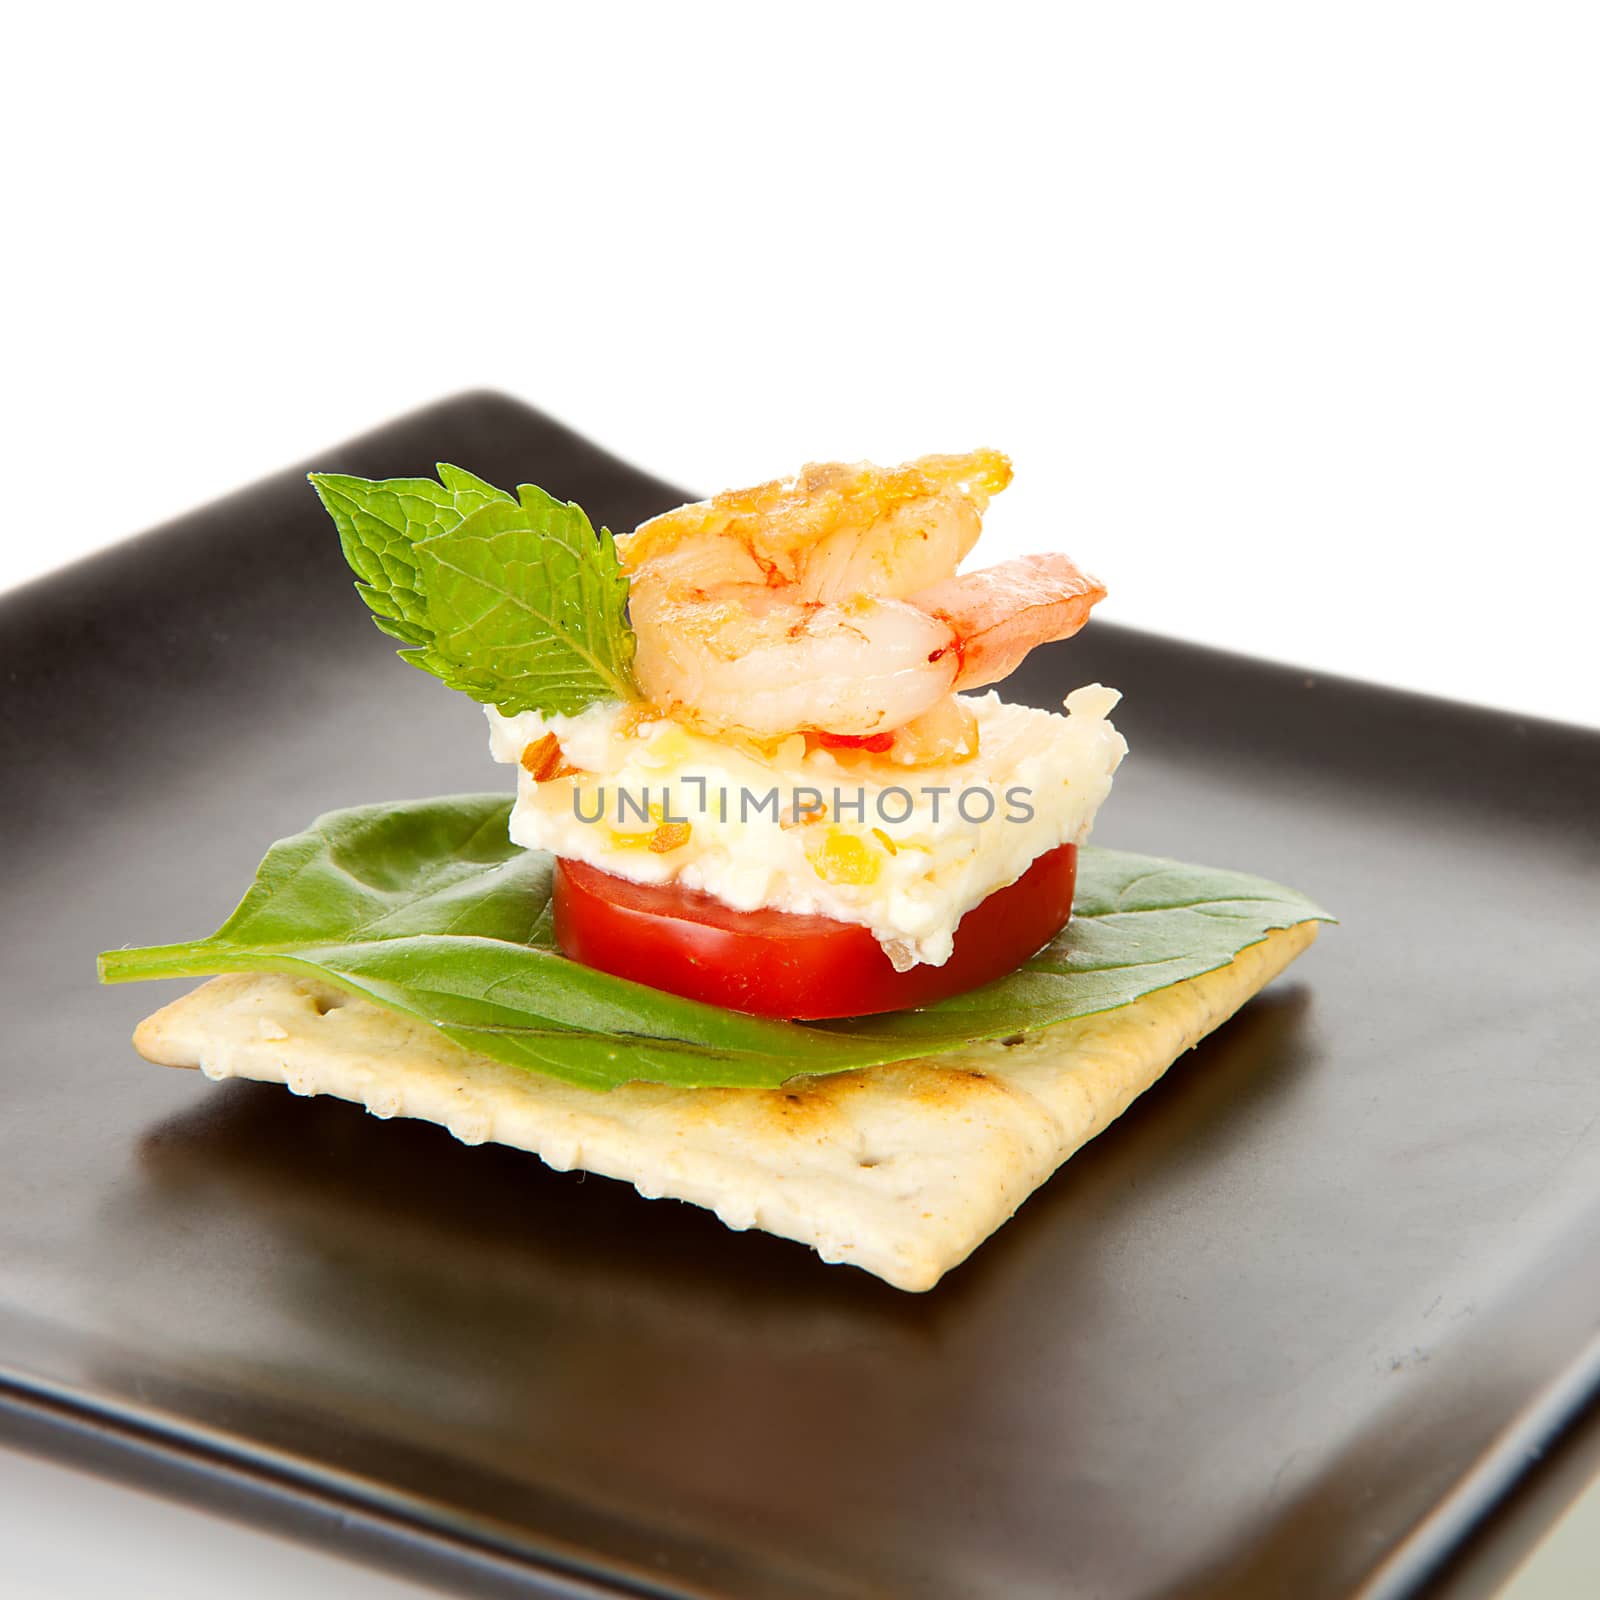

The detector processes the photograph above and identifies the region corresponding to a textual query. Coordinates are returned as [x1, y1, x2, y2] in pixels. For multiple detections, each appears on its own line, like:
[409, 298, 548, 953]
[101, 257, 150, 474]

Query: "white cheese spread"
[488, 686, 1126, 968]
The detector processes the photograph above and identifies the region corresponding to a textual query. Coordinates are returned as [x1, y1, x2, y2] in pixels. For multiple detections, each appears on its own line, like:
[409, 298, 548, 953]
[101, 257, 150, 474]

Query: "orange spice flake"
[813, 729, 895, 755]
[520, 733, 577, 783]
[648, 821, 692, 853]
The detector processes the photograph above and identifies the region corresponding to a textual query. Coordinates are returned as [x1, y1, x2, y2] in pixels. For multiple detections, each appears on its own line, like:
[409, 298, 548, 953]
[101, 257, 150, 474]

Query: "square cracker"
[131, 923, 1317, 1291]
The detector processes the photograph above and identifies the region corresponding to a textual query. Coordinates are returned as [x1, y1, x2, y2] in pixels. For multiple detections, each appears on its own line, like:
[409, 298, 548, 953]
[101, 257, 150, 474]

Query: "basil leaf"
[832, 854, 1337, 1044]
[98, 796, 1331, 1091]
[308, 468, 638, 715]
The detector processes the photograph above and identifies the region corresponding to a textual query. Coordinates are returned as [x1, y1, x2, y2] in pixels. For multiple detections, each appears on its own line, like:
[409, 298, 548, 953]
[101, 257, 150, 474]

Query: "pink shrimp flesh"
[616, 451, 1105, 740]
[910, 553, 1107, 691]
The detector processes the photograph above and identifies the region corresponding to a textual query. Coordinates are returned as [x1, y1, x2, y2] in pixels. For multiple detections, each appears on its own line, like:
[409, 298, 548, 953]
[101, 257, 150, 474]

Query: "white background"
[3, 3, 1597, 727]
[1, 4, 1596, 1596]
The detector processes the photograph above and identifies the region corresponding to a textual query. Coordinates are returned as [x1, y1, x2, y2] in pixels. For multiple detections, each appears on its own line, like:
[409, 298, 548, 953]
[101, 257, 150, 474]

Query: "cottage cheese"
[488, 686, 1126, 968]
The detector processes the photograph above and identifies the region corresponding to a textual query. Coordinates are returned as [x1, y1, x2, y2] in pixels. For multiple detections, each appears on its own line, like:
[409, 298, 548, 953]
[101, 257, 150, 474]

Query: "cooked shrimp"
[617, 451, 1104, 740]
[626, 582, 957, 739]
[622, 451, 1013, 598]
[911, 553, 1106, 691]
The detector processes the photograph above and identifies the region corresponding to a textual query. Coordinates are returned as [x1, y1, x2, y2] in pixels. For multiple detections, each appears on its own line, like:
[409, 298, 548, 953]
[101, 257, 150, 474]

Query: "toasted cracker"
[131, 923, 1317, 1291]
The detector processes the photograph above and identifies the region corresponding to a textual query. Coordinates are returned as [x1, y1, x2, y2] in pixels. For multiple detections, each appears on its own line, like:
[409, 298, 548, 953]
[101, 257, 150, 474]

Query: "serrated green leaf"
[309, 469, 511, 635]
[99, 795, 1331, 1091]
[437, 463, 511, 500]
[412, 489, 639, 714]
[310, 466, 639, 716]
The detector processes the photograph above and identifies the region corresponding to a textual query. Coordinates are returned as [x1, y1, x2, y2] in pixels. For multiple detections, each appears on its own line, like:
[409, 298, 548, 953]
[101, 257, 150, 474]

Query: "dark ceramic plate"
[2, 394, 1598, 1600]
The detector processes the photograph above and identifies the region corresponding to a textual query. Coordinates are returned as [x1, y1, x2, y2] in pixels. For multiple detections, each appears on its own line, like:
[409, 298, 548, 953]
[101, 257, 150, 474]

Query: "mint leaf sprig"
[309, 466, 639, 716]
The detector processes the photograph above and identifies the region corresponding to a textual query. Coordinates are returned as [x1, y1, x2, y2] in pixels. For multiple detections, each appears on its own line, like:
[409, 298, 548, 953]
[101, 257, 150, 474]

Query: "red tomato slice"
[551, 844, 1077, 1020]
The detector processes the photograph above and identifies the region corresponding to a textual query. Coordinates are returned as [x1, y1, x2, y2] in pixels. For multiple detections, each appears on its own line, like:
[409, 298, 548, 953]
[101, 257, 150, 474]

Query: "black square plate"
[3, 393, 1598, 1599]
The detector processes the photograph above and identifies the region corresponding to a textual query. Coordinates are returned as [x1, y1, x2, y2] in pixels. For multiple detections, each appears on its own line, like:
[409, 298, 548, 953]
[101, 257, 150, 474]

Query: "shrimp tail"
[911, 553, 1107, 692]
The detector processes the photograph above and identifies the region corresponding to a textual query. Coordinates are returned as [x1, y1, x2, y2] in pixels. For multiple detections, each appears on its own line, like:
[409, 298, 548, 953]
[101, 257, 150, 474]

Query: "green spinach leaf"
[99, 795, 1331, 1090]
